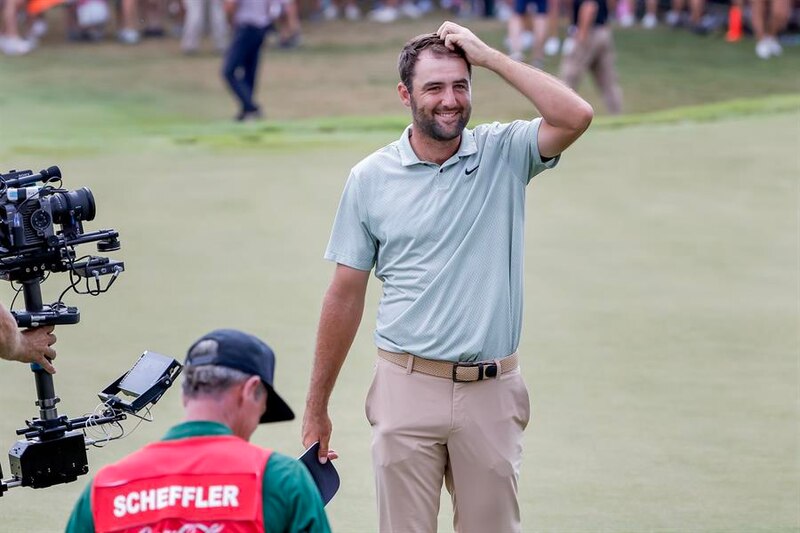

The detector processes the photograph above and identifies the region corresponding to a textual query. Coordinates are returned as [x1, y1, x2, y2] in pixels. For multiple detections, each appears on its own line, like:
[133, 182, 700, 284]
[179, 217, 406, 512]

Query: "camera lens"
[49, 187, 96, 223]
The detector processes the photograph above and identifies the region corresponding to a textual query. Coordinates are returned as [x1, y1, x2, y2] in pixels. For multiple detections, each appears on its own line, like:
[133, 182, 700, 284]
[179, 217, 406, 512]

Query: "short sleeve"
[324, 171, 377, 271]
[501, 118, 560, 185]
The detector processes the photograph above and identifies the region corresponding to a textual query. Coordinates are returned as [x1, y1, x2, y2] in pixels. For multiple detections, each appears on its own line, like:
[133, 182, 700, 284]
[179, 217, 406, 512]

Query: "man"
[67, 329, 332, 533]
[506, 0, 555, 68]
[559, 0, 623, 114]
[302, 21, 592, 533]
[181, 0, 228, 54]
[221, 0, 273, 121]
[0, 303, 56, 374]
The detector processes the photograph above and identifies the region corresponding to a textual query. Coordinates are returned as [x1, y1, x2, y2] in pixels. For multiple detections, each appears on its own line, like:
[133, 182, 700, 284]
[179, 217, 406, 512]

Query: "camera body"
[0, 166, 119, 284]
[0, 168, 95, 253]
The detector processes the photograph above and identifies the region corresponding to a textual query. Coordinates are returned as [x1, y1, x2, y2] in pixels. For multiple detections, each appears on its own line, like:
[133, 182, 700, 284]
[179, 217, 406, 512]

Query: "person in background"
[751, 0, 790, 58]
[181, 0, 228, 54]
[507, 0, 552, 67]
[559, 0, 622, 114]
[665, 0, 708, 32]
[221, 0, 274, 121]
[1, 0, 34, 55]
[116, 0, 141, 44]
[277, 0, 302, 49]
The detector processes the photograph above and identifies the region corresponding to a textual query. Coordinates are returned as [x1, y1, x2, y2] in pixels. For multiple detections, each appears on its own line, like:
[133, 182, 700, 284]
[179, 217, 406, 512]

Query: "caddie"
[66, 329, 332, 533]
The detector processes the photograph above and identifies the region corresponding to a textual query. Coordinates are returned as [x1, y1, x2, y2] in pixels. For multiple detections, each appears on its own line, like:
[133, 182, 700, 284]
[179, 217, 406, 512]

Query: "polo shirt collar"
[398, 125, 478, 167]
[163, 420, 232, 441]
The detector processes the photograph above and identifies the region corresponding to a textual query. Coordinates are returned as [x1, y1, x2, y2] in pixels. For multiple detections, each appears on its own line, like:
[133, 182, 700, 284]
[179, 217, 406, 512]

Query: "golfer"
[302, 21, 592, 533]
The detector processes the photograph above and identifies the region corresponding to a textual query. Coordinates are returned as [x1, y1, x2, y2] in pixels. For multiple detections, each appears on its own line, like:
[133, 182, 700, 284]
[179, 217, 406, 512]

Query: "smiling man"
[303, 21, 593, 533]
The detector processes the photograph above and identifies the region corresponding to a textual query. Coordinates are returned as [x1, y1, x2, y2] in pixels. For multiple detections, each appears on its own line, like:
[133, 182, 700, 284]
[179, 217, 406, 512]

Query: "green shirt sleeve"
[64, 479, 95, 533]
[263, 453, 332, 533]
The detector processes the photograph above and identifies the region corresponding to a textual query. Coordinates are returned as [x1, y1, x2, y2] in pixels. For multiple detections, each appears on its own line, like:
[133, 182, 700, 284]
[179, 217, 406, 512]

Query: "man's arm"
[437, 21, 594, 159]
[302, 264, 370, 463]
[0, 303, 57, 374]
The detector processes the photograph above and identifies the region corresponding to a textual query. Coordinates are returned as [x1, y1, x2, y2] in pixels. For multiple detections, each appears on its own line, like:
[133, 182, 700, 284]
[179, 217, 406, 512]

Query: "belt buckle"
[452, 361, 498, 382]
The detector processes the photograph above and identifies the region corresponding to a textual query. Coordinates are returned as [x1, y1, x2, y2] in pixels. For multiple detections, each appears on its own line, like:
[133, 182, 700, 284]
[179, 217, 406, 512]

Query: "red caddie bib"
[92, 435, 272, 533]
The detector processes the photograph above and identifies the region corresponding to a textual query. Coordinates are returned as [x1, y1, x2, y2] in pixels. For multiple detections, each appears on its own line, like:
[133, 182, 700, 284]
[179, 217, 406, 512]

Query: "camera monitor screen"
[118, 351, 174, 397]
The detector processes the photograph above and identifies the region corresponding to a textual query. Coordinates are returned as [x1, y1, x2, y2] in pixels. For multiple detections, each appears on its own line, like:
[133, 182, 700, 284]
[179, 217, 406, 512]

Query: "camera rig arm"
[0, 165, 180, 498]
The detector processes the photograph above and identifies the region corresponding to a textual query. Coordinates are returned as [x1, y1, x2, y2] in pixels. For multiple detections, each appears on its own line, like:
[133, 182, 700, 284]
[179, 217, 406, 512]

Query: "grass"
[0, 11, 798, 533]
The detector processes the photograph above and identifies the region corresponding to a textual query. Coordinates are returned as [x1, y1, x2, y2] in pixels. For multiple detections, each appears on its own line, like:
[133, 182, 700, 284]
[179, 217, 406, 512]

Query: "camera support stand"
[21, 277, 64, 427]
[0, 164, 179, 498]
[0, 275, 91, 492]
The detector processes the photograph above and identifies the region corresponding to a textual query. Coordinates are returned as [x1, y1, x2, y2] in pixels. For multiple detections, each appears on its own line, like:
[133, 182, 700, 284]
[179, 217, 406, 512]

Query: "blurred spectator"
[369, 0, 422, 23]
[545, 0, 560, 54]
[181, 0, 228, 53]
[277, 0, 301, 48]
[666, 0, 711, 33]
[751, 0, 790, 58]
[559, 0, 622, 114]
[508, 0, 554, 67]
[642, 0, 657, 28]
[322, 0, 361, 20]
[116, 0, 141, 43]
[616, 0, 635, 26]
[140, 0, 167, 37]
[77, 0, 111, 38]
[221, 0, 273, 121]
[1, 0, 34, 55]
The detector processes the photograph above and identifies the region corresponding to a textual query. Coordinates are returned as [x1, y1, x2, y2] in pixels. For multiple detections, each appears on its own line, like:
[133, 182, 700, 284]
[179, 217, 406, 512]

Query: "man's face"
[400, 50, 472, 142]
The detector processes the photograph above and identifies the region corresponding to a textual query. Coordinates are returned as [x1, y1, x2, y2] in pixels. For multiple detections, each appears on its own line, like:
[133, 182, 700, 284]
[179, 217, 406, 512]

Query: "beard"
[410, 98, 471, 142]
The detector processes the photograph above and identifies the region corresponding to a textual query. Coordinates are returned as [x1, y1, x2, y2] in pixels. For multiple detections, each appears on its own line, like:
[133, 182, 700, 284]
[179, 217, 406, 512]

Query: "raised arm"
[437, 21, 594, 158]
[302, 263, 370, 463]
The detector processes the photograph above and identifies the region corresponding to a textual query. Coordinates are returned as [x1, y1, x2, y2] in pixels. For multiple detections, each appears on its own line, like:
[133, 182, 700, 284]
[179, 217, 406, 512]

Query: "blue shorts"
[514, 0, 548, 15]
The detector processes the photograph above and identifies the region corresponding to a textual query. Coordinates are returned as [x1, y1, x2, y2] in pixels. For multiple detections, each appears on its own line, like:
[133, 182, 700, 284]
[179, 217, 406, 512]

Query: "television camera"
[0, 165, 181, 497]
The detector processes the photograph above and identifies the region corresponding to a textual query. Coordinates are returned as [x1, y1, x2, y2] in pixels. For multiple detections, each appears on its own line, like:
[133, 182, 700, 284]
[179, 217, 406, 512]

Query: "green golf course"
[0, 13, 797, 532]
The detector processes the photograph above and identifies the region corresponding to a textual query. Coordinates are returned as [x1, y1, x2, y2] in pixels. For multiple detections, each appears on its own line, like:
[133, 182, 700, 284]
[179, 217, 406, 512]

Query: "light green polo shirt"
[324, 119, 558, 362]
[64, 421, 331, 533]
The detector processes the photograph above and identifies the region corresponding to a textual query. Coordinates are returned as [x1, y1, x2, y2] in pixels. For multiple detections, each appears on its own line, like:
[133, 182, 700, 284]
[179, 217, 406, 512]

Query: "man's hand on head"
[437, 21, 499, 68]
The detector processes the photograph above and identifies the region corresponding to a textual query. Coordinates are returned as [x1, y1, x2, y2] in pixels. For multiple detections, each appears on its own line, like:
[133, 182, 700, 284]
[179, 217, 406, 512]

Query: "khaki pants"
[365, 356, 531, 533]
[181, 0, 228, 52]
[560, 26, 623, 114]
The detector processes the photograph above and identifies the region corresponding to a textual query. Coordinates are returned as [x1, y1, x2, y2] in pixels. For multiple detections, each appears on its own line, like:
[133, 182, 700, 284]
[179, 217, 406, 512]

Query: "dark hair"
[398, 33, 471, 92]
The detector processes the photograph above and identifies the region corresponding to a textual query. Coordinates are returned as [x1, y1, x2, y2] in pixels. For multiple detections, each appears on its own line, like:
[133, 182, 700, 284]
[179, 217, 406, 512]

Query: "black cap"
[185, 329, 295, 424]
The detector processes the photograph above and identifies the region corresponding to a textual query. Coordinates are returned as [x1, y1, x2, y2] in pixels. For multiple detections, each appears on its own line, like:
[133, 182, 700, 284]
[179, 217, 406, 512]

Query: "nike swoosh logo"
[465, 165, 479, 175]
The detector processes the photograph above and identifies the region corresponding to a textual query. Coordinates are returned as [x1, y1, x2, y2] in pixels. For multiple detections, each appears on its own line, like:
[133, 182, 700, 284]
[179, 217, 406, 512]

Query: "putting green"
[0, 109, 796, 531]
